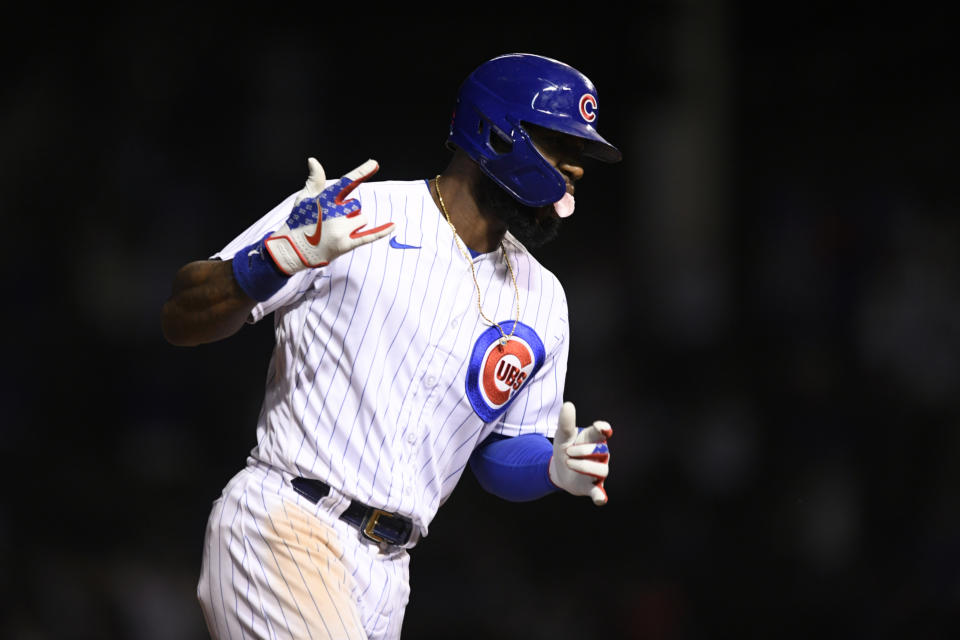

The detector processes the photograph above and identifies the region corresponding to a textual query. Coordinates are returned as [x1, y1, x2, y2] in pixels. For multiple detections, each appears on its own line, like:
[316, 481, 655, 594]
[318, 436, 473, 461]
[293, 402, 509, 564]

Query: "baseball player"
[162, 53, 621, 640]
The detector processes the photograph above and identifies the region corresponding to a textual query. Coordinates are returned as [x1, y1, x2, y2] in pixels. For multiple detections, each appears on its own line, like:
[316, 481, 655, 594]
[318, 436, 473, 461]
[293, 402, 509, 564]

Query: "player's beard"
[473, 174, 562, 249]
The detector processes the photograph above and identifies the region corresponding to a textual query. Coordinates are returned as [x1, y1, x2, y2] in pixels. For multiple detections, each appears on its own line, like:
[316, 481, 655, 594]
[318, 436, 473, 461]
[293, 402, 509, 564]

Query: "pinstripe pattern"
[199, 465, 375, 639]
[199, 463, 411, 640]
[204, 179, 569, 638]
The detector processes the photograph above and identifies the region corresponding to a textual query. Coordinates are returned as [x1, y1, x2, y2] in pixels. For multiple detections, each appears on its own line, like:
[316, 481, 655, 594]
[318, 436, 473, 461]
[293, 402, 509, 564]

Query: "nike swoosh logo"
[305, 221, 322, 246]
[389, 237, 420, 250]
[302, 199, 323, 246]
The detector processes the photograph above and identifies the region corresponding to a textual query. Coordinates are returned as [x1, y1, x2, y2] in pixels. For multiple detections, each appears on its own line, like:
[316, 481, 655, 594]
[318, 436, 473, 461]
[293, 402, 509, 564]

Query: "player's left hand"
[548, 401, 611, 506]
[265, 158, 395, 275]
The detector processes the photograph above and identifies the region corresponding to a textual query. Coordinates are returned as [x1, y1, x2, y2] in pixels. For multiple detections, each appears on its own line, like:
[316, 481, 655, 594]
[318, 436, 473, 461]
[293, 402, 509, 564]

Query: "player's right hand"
[264, 158, 395, 275]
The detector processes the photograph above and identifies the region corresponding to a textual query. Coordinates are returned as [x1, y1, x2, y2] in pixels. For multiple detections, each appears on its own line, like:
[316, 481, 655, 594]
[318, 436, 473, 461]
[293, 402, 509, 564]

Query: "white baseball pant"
[197, 462, 411, 639]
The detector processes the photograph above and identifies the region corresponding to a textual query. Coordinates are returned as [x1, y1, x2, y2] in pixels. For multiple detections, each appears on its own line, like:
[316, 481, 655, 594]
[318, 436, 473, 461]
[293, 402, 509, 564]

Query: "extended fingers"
[304, 157, 327, 195]
[555, 402, 578, 445]
[349, 221, 395, 240]
[334, 159, 379, 204]
[342, 159, 379, 182]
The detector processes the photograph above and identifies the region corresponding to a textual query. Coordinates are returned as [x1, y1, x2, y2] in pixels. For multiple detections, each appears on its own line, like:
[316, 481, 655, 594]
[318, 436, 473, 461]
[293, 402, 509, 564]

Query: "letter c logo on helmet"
[579, 94, 598, 123]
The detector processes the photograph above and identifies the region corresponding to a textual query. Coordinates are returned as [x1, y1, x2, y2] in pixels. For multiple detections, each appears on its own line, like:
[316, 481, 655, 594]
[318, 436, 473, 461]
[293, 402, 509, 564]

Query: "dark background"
[3, 3, 959, 638]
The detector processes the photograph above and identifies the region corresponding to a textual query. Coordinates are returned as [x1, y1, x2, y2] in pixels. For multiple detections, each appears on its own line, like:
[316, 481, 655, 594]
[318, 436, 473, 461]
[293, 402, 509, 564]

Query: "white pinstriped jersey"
[213, 178, 569, 538]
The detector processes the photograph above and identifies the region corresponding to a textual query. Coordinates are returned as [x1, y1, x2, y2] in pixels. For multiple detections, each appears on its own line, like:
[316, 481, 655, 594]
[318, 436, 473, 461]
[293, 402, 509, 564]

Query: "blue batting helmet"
[446, 53, 621, 207]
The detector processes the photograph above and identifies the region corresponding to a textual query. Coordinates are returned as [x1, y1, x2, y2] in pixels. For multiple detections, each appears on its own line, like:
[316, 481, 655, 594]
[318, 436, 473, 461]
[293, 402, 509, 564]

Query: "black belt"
[290, 477, 414, 546]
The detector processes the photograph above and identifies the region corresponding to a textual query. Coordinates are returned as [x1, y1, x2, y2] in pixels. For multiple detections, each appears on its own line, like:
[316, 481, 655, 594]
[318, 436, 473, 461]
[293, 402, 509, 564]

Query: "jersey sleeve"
[210, 191, 320, 324]
[493, 286, 569, 440]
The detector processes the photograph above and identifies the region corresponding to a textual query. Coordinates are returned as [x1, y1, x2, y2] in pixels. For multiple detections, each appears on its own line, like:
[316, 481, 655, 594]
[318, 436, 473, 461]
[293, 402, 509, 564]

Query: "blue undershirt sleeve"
[469, 432, 559, 502]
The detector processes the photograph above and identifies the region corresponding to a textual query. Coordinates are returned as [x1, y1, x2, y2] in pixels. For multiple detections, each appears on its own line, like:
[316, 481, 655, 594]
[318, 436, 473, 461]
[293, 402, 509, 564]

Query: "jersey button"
[424, 375, 437, 387]
[449, 317, 459, 330]
[406, 432, 417, 444]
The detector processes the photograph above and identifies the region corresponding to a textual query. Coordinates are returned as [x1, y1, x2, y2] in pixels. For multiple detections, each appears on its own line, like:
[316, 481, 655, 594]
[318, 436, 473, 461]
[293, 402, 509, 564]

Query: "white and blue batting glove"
[233, 158, 394, 301]
[548, 402, 612, 506]
[265, 157, 394, 275]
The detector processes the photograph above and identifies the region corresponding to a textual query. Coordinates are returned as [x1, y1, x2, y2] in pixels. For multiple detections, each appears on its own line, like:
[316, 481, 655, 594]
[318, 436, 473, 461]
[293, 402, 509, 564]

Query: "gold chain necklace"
[435, 175, 520, 346]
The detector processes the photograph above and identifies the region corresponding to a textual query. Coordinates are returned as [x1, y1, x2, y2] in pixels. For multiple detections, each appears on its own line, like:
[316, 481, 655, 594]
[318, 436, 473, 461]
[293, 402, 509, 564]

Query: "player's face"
[526, 124, 588, 187]
[479, 126, 587, 249]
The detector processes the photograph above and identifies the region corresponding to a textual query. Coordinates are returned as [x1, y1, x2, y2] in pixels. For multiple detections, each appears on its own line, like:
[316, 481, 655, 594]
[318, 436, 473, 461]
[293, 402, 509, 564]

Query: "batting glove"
[548, 402, 612, 506]
[264, 158, 394, 275]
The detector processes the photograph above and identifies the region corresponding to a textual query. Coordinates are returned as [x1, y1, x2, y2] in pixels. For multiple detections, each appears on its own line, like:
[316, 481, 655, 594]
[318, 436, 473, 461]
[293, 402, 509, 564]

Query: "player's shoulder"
[356, 178, 431, 199]
[503, 234, 568, 301]
[354, 179, 432, 219]
[502, 233, 559, 278]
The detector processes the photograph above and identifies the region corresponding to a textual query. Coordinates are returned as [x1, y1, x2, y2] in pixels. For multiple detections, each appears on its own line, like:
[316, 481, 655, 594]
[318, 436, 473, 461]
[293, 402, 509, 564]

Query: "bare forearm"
[161, 260, 258, 346]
